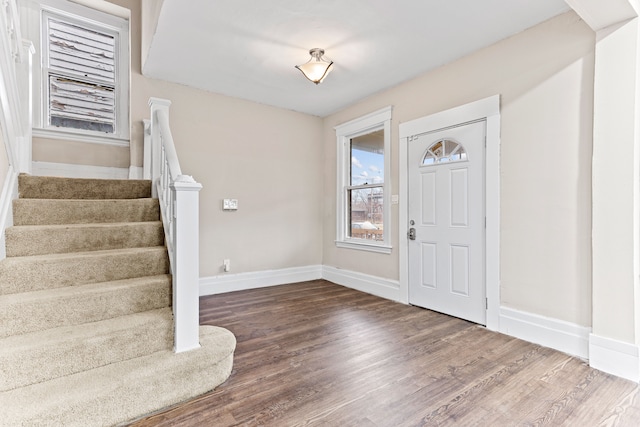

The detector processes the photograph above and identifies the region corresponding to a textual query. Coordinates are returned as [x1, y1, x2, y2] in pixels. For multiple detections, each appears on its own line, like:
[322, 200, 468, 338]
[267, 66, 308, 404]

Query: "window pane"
[48, 18, 115, 82]
[422, 139, 468, 165]
[49, 75, 115, 133]
[350, 130, 384, 186]
[348, 186, 384, 241]
[422, 153, 436, 165]
[431, 141, 444, 157]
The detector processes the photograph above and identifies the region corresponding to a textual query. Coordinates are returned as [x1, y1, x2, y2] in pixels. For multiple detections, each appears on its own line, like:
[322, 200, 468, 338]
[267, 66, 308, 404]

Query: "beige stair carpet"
[5, 221, 165, 256]
[0, 308, 174, 391]
[0, 326, 236, 427]
[17, 175, 152, 200]
[0, 247, 171, 295]
[0, 175, 235, 426]
[12, 198, 160, 225]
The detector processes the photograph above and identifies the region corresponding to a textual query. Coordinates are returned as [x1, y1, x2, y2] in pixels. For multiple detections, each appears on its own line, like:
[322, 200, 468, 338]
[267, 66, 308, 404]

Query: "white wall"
[322, 11, 595, 327]
[592, 18, 640, 343]
[140, 0, 162, 71]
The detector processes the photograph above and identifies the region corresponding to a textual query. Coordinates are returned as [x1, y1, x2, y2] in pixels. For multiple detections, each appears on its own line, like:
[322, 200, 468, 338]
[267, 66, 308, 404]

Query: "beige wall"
[32, 138, 130, 167]
[30, 1, 597, 327]
[111, 0, 324, 278]
[322, 11, 595, 326]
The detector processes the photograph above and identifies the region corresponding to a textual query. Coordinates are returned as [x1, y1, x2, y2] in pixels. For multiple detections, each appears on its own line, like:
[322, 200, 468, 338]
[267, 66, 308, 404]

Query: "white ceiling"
[143, 0, 571, 117]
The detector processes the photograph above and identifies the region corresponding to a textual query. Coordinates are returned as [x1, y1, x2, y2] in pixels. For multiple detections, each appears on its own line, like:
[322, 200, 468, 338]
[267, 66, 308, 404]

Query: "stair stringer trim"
[0, 165, 18, 261]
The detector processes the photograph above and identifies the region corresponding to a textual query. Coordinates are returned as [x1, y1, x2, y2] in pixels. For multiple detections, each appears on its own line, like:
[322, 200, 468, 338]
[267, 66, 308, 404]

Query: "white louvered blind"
[46, 18, 116, 134]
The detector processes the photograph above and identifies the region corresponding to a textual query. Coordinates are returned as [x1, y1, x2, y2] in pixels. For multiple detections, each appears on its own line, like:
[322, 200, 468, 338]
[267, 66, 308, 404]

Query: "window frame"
[24, 0, 129, 145]
[335, 106, 392, 254]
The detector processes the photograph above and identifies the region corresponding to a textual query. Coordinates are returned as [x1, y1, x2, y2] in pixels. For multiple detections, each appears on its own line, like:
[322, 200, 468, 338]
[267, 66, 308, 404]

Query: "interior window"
[23, 0, 130, 143]
[45, 17, 117, 134]
[335, 106, 392, 253]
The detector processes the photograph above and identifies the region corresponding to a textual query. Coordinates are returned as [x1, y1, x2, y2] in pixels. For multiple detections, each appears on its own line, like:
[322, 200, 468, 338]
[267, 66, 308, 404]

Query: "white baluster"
[146, 97, 202, 353]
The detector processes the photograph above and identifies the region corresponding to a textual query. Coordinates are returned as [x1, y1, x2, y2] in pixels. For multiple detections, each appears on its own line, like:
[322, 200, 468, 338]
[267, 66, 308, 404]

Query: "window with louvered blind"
[46, 18, 116, 133]
[29, 0, 129, 142]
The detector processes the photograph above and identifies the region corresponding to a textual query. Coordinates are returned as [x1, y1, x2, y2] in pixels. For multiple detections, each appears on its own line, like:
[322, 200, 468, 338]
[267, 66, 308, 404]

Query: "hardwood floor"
[128, 280, 640, 426]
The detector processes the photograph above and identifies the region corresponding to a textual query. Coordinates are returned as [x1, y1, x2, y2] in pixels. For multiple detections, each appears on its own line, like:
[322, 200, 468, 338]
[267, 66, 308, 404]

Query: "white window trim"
[335, 106, 392, 254]
[22, 0, 129, 145]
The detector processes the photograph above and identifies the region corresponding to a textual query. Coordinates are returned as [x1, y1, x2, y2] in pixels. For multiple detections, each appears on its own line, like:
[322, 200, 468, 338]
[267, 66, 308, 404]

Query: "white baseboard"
[199, 264, 401, 301]
[589, 334, 639, 382]
[499, 306, 591, 360]
[32, 161, 129, 179]
[199, 265, 323, 296]
[129, 166, 143, 179]
[322, 265, 401, 302]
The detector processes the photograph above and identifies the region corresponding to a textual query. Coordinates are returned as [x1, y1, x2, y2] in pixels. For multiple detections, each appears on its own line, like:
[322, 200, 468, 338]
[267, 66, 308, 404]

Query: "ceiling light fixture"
[295, 48, 333, 84]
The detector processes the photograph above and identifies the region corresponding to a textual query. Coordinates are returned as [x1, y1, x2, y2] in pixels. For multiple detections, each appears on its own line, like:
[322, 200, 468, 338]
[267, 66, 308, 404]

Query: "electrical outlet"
[223, 259, 231, 272]
[222, 199, 238, 210]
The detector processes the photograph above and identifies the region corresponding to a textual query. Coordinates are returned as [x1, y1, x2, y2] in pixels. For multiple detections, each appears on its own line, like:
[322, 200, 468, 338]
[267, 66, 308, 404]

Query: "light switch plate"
[223, 199, 238, 210]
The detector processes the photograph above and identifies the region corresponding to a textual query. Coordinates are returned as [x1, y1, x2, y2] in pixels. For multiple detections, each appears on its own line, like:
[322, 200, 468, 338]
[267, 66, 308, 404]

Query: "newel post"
[171, 175, 203, 353]
[148, 97, 171, 197]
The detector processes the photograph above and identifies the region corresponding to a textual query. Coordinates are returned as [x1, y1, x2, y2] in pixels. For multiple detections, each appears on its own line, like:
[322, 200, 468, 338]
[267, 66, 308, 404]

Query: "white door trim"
[399, 95, 501, 331]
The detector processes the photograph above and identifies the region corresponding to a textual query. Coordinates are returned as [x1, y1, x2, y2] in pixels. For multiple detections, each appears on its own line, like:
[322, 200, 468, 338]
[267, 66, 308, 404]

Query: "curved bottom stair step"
[0, 325, 236, 427]
[0, 308, 174, 392]
[0, 275, 172, 338]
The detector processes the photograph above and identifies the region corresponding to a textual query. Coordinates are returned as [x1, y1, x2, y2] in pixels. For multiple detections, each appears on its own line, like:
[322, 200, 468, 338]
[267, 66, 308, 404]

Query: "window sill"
[33, 128, 130, 147]
[335, 240, 392, 254]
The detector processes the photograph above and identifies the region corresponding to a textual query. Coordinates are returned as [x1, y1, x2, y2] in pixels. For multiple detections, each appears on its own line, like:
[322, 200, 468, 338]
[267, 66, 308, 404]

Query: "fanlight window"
[422, 139, 467, 165]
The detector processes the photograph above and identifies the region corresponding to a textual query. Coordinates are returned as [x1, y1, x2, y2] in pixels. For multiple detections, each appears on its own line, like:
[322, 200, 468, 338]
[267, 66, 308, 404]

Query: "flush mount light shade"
[295, 48, 334, 84]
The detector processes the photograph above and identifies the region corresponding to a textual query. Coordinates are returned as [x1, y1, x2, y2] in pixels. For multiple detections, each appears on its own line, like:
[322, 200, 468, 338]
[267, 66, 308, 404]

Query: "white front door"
[408, 120, 485, 324]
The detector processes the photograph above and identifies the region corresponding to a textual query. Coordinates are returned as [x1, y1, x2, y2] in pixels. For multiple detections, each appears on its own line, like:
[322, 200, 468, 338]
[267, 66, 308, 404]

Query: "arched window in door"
[422, 139, 467, 165]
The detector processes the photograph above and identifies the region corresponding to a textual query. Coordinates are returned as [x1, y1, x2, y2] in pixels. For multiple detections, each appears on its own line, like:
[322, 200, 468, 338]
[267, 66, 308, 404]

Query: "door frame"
[399, 95, 501, 331]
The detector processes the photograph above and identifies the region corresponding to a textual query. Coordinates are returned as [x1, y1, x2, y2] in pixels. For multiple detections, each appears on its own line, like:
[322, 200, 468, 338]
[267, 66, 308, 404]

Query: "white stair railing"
[148, 97, 202, 353]
[0, 0, 33, 173]
[1, 0, 34, 262]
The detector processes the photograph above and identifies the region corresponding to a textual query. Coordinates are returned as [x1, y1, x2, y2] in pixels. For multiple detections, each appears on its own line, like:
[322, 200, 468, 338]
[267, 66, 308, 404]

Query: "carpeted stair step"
[18, 174, 151, 200]
[12, 198, 160, 225]
[0, 325, 236, 427]
[0, 308, 173, 392]
[0, 274, 171, 338]
[5, 221, 165, 256]
[0, 173, 235, 426]
[0, 247, 169, 295]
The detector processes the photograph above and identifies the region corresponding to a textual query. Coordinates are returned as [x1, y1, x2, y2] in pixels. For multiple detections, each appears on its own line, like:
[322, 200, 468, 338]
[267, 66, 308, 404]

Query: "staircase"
[0, 175, 235, 427]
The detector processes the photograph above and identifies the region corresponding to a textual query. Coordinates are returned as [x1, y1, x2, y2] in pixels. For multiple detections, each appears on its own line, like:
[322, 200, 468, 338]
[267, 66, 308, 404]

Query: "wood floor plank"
[128, 280, 640, 427]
